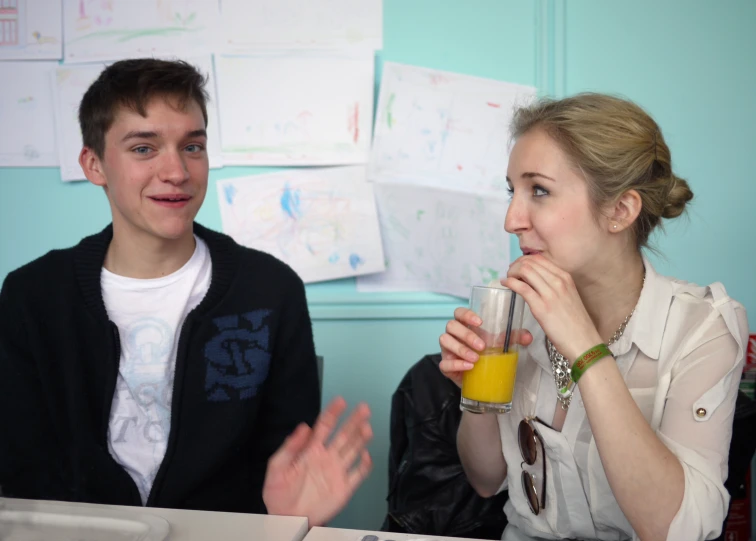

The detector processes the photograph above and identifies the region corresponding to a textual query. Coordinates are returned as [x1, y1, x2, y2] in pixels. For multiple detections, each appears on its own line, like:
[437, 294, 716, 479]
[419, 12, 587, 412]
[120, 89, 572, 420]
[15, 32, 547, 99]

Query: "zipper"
[104, 322, 122, 442]
[145, 316, 193, 507]
[106, 322, 142, 504]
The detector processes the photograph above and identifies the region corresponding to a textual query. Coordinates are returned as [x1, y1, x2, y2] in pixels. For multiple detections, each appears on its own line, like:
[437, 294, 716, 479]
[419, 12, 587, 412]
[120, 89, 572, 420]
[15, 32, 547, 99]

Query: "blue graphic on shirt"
[204, 309, 272, 402]
[122, 317, 175, 442]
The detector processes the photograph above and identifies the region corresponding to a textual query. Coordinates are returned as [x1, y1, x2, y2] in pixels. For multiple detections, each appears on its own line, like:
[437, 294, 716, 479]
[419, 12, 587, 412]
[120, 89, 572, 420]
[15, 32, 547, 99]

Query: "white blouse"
[496, 259, 749, 541]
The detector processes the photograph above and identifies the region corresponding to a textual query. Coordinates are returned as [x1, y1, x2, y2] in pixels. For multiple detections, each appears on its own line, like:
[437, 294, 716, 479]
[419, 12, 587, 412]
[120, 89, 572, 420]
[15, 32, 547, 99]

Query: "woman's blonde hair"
[510, 93, 693, 249]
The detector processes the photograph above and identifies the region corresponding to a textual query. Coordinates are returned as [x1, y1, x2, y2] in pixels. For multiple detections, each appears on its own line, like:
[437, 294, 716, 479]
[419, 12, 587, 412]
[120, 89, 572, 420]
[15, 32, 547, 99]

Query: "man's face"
[83, 95, 209, 244]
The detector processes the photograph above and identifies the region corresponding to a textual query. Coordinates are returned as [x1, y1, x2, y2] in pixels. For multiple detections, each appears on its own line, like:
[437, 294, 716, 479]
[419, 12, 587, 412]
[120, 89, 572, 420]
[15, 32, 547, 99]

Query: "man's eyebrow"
[120, 129, 207, 143]
[120, 130, 158, 143]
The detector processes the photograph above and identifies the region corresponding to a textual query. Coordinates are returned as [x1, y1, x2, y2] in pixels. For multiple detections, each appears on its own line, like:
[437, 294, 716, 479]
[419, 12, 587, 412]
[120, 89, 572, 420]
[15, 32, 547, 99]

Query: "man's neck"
[104, 224, 197, 279]
[573, 251, 646, 344]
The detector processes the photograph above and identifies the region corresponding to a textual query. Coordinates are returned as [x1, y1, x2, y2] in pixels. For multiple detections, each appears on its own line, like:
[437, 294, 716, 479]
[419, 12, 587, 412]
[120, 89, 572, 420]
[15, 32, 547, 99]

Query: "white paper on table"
[219, 0, 382, 52]
[0, 62, 59, 166]
[356, 183, 510, 298]
[0, 0, 62, 60]
[51, 56, 222, 181]
[217, 166, 385, 283]
[215, 51, 374, 166]
[62, 0, 220, 64]
[51, 63, 103, 181]
[368, 62, 536, 197]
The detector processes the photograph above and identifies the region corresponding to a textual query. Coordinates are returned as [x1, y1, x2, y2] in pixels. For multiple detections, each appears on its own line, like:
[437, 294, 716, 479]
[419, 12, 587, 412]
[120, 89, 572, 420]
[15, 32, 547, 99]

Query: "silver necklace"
[547, 270, 646, 410]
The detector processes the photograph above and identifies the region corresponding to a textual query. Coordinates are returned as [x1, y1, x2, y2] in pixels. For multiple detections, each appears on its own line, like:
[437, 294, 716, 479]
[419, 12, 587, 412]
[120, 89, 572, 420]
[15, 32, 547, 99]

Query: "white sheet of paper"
[220, 0, 382, 52]
[356, 183, 510, 298]
[0, 0, 62, 60]
[51, 63, 102, 181]
[51, 56, 222, 181]
[368, 62, 536, 197]
[62, 0, 220, 63]
[217, 166, 385, 283]
[0, 62, 59, 166]
[215, 52, 374, 166]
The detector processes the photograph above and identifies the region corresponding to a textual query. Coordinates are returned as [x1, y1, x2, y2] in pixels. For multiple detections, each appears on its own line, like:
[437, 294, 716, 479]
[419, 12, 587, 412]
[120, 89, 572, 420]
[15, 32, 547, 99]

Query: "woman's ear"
[608, 189, 642, 233]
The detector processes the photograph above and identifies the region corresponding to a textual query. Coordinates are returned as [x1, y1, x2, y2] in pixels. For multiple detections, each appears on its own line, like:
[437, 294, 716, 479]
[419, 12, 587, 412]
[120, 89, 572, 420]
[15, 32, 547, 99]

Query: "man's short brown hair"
[79, 58, 209, 158]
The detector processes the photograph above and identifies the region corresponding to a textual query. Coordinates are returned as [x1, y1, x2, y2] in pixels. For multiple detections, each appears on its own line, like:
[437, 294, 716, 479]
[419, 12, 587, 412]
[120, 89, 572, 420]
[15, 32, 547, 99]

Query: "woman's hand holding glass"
[439, 307, 533, 389]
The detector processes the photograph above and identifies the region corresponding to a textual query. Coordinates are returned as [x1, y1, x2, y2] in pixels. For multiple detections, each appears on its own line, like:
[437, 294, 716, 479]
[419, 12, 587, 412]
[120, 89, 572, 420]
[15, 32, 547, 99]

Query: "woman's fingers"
[447, 318, 485, 347]
[438, 359, 467, 389]
[454, 307, 482, 327]
[511, 328, 534, 347]
[440, 331, 480, 363]
[439, 358, 474, 373]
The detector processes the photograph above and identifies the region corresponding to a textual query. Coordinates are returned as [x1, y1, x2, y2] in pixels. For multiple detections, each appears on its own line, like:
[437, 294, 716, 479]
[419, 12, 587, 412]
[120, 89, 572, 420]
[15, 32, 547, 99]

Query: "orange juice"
[461, 349, 519, 404]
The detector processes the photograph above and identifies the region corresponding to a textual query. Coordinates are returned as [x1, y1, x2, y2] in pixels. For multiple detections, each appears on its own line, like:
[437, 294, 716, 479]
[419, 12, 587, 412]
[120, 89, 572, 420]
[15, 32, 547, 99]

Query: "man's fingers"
[347, 449, 373, 493]
[310, 396, 348, 445]
[268, 422, 311, 470]
[328, 403, 371, 456]
[334, 417, 373, 465]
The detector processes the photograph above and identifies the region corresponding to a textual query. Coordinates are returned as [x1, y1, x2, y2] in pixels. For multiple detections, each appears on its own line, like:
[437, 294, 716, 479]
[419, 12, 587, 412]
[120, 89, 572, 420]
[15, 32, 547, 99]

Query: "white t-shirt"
[101, 236, 212, 504]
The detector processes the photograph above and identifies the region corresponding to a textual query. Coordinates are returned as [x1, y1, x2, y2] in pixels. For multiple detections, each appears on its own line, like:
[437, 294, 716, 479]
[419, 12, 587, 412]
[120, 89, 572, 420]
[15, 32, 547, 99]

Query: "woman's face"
[505, 128, 610, 276]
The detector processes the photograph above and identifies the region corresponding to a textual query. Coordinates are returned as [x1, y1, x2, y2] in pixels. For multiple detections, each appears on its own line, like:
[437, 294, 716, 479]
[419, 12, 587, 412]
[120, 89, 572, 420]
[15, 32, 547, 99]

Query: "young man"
[0, 58, 372, 527]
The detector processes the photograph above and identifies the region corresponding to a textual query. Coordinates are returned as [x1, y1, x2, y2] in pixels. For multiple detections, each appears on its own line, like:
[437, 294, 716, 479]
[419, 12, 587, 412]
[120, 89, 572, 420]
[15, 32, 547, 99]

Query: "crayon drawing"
[368, 62, 536, 196]
[357, 183, 510, 298]
[51, 63, 103, 181]
[0, 61, 59, 166]
[0, 0, 62, 60]
[217, 167, 385, 283]
[63, 0, 219, 63]
[215, 52, 373, 166]
[220, 0, 382, 52]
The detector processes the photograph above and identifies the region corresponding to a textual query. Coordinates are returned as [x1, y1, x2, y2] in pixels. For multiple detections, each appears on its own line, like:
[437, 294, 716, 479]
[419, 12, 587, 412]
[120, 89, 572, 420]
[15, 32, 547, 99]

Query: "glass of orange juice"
[461, 285, 525, 414]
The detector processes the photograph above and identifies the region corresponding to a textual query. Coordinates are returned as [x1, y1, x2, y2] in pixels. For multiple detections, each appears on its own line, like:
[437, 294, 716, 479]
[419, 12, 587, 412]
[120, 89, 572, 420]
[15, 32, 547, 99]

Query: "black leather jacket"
[381, 354, 508, 539]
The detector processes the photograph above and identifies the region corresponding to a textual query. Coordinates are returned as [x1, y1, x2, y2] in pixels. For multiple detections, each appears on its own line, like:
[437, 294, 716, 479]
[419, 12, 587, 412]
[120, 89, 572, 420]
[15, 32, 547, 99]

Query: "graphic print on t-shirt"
[204, 309, 272, 402]
[110, 316, 176, 499]
[103, 236, 212, 505]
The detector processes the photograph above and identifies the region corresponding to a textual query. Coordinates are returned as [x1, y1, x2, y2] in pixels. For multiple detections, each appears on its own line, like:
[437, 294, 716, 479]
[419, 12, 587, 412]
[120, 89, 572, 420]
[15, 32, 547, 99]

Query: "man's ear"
[607, 189, 642, 233]
[79, 147, 107, 187]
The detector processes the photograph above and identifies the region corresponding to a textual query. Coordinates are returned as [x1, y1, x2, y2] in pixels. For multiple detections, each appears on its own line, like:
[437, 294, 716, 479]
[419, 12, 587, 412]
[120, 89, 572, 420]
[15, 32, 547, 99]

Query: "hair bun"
[662, 175, 694, 218]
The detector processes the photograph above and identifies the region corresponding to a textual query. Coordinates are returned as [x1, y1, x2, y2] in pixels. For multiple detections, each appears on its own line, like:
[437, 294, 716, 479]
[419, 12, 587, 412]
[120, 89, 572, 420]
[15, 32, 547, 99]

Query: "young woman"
[439, 93, 748, 541]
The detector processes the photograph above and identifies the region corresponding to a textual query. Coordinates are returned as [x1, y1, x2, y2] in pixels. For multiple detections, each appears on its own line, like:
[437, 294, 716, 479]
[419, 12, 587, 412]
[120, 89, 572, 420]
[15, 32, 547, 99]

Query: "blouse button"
[695, 407, 707, 418]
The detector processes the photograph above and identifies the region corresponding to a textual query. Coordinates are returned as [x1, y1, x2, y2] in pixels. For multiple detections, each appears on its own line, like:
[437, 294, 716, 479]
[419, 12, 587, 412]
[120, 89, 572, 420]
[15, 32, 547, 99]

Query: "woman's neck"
[573, 253, 646, 344]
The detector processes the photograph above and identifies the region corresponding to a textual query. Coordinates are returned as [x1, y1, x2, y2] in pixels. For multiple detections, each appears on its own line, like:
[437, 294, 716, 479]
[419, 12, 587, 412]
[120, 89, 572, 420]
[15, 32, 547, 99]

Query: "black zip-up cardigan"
[0, 223, 320, 513]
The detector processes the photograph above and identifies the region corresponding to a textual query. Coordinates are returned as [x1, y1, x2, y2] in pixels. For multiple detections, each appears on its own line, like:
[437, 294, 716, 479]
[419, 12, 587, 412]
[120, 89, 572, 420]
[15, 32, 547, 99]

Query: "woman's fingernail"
[466, 351, 478, 361]
[464, 362, 474, 370]
[472, 316, 482, 325]
[475, 339, 485, 350]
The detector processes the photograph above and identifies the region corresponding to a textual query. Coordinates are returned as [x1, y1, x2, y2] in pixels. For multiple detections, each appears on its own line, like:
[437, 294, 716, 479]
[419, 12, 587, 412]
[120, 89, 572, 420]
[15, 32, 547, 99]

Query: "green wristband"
[570, 343, 612, 383]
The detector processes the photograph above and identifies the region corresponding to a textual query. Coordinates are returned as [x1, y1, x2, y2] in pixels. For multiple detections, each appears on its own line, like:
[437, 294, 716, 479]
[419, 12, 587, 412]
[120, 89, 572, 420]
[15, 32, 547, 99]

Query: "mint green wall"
[0, 0, 753, 535]
[563, 0, 755, 318]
